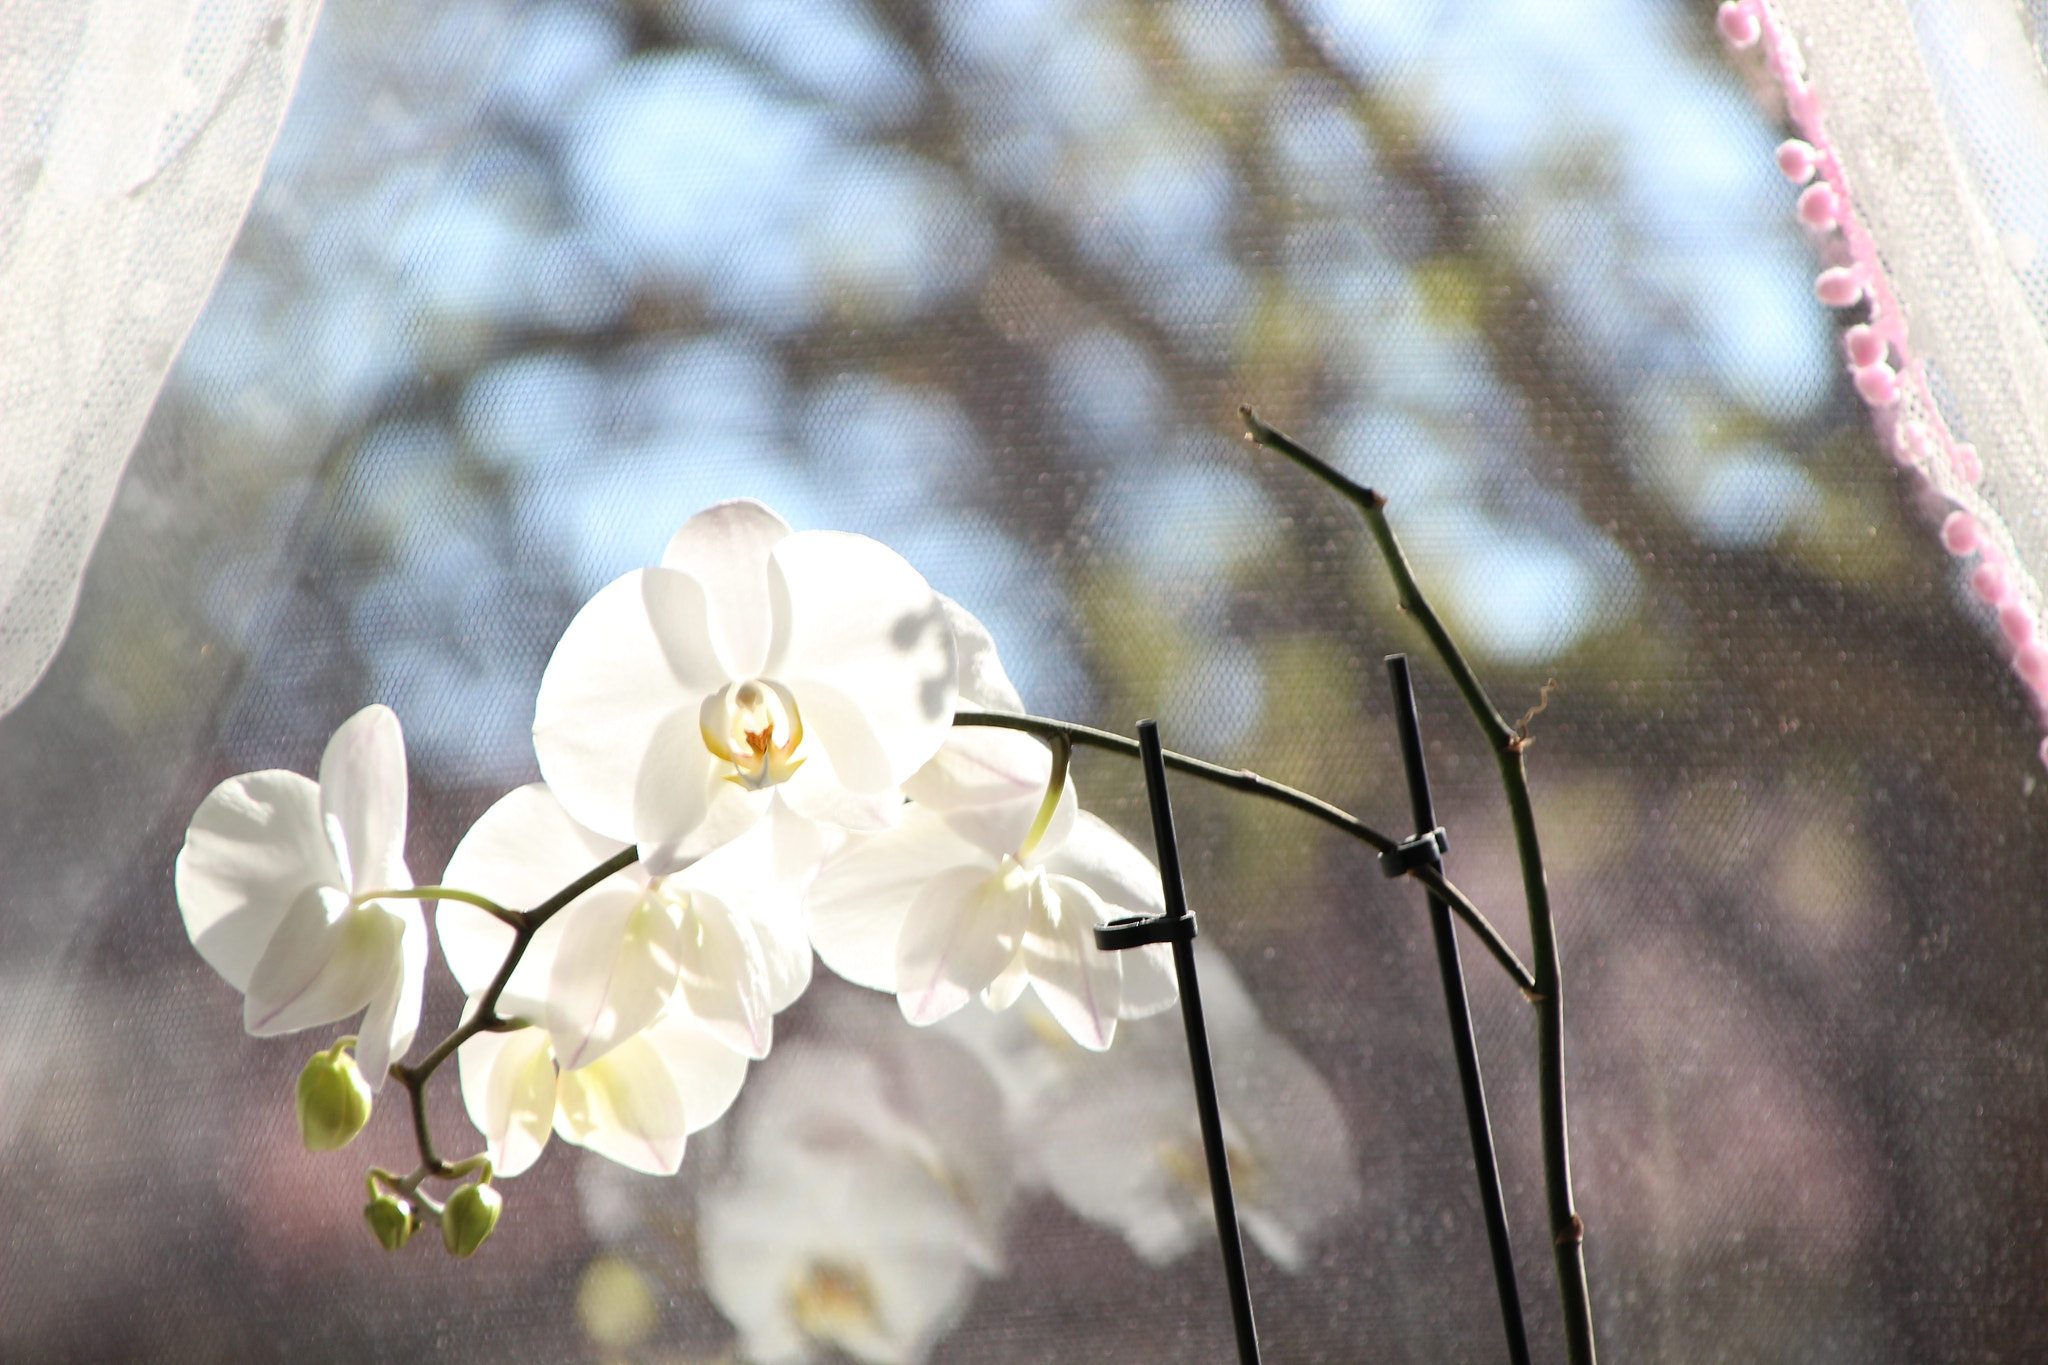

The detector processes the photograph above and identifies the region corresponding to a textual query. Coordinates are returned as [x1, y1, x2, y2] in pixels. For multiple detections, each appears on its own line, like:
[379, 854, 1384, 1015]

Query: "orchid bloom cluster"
[575, 964, 1359, 1365]
[175, 499, 1177, 1253]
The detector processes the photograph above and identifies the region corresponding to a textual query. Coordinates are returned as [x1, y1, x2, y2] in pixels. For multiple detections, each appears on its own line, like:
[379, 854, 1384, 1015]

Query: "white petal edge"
[1028, 876, 1122, 1051]
[766, 530, 957, 792]
[939, 594, 1025, 713]
[659, 499, 792, 679]
[546, 883, 686, 1071]
[674, 890, 775, 1060]
[555, 1033, 689, 1175]
[242, 887, 392, 1038]
[895, 861, 1032, 1027]
[534, 567, 725, 842]
[353, 899, 427, 1087]
[176, 769, 333, 991]
[457, 1024, 557, 1178]
[318, 704, 408, 894]
[806, 812, 986, 992]
[438, 783, 639, 997]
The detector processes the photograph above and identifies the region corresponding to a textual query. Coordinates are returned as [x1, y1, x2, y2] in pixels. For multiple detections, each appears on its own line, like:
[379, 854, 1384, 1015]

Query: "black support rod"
[1135, 719, 1261, 1365]
[1386, 655, 1531, 1365]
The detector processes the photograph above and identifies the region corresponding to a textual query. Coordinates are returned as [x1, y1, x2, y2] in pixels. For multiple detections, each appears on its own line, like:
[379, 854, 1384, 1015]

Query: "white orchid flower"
[436, 783, 817, 1068]
[1026, 948, 1362, 1272]
[454, 1007, 750, 1177]
[533, 499, 958, 874]
[698, 1041, 1004, 1365]
[174, 704, 425, 1088]
[808, 741, 1177, 1049]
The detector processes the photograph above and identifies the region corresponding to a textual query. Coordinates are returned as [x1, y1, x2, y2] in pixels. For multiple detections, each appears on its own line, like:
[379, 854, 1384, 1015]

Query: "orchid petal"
[1115, 943, 1179, 1021]
[766, 530, 956, 793]
[948, 769, 1076, 864]
[902, 728, 1050, 813]
[807, 813, 985, 991]
[546, 883, 686, 1071]
[895, 861, 1031, 1026]
[437, 783, 639, 998]
[659, 499, 792, 680]
[980, 951, 1030, 1012]
[1037, 810, 1165, 918]
[633, 707, 763, 873]
[683, 816, 816, 1012]
[777, 743, 906, 833]
[1039, 812, 1177, 1017]
[675, 890, 776, 1059]
[242, 887, 393, 1037]
[1030, 876, 1122, 1051]
[317, 704, 408, 893]
[176, 769, 333, 991]
[641, 1009, 753, 1133]
[457, 1024, 557, 1178]
[555, 1033, 689, 1175]
[939, 594, 1024, 713]
[353, 899, 427, 1087]
[534, 567, 726, 842]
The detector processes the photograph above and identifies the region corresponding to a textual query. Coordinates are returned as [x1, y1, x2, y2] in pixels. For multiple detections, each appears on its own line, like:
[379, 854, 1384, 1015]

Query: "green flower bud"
[364, 1193, 416, 1252]
[296, 1042, 372, 1152]
[442, 1181, 503, 1258]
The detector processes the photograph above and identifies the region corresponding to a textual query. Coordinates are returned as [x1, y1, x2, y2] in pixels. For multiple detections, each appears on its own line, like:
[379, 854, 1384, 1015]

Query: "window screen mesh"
[5, 1, 2047, 1362]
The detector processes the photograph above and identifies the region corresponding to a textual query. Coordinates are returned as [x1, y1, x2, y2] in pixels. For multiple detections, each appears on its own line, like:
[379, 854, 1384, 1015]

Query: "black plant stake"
[1385, 654, 1531, 1365]
[1095, 719, 1261, 1365]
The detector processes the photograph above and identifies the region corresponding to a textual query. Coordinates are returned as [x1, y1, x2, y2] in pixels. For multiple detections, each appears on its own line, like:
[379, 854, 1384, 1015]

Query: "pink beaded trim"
[1718, 0, 2048, 766]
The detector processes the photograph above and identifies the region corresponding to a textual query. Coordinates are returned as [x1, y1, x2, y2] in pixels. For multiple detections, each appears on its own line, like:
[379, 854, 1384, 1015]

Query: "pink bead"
[2018, 642, 2048, 686]
[1853, 362, 1898, 405]
[1898, 421, 1937, 466]
[1843, 324, 1884, 368]
[1797, 182, 1839, 229]
[1815, 267, 1862, 307]
[1973, 561, 2011, 605]
[1941, 511, 1980, 555]
[1954, 443, 1982, 484]
[1717, 2, 1762, 46]
[2001, 603, 2036, 647]
[2038, 736, 2048, 771]
[1776, 139, 1818, 184]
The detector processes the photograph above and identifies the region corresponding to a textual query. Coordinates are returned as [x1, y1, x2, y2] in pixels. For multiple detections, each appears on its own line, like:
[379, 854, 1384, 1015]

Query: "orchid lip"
[699, 677, 808, 790]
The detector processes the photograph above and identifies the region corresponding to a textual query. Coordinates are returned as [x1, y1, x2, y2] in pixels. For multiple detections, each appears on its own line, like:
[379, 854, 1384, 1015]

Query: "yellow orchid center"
[700, 678, 807, 790]
[788, 1257, 878, 1344]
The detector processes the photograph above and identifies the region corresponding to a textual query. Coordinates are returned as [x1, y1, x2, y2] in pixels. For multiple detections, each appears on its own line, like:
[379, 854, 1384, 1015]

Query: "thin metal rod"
[1137, 719, 1261, 1365]
[1387, 656, 1531, 1365]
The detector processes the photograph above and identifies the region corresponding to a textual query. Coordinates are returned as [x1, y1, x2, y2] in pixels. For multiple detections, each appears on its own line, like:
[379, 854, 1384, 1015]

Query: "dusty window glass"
[5, 1, 2047, 1362]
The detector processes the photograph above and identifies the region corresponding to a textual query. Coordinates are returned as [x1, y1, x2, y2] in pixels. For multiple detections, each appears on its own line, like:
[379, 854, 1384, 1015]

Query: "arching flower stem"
[1243, 406, 1596, 1365]
[951, 709, 1535, 992]
[356, 886, 521, 928]
[388, 845, 643, 1178]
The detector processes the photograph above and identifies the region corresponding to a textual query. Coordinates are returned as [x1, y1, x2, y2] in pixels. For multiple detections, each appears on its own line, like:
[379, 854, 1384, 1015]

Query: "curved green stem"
[359, 886, 520, 927]
[953, 709, 1535, 993]
[1244, 407, 1595, 1365]
[388, 845, 643, 1179]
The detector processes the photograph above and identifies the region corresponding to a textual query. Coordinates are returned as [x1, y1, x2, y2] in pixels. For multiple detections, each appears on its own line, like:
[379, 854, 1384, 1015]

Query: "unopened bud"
[442, 1181, 503, 1258]
[364, 1193, 417, 1251]
[296, 1042, 372, 1152]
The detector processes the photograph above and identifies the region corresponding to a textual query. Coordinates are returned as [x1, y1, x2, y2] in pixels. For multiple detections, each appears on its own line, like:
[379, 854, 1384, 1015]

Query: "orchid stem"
[1244, 407, 1596, 1365]
[359, 886, 519, 927]
[952, 709, 1535, 993]
[388, 845, 643, 1180]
